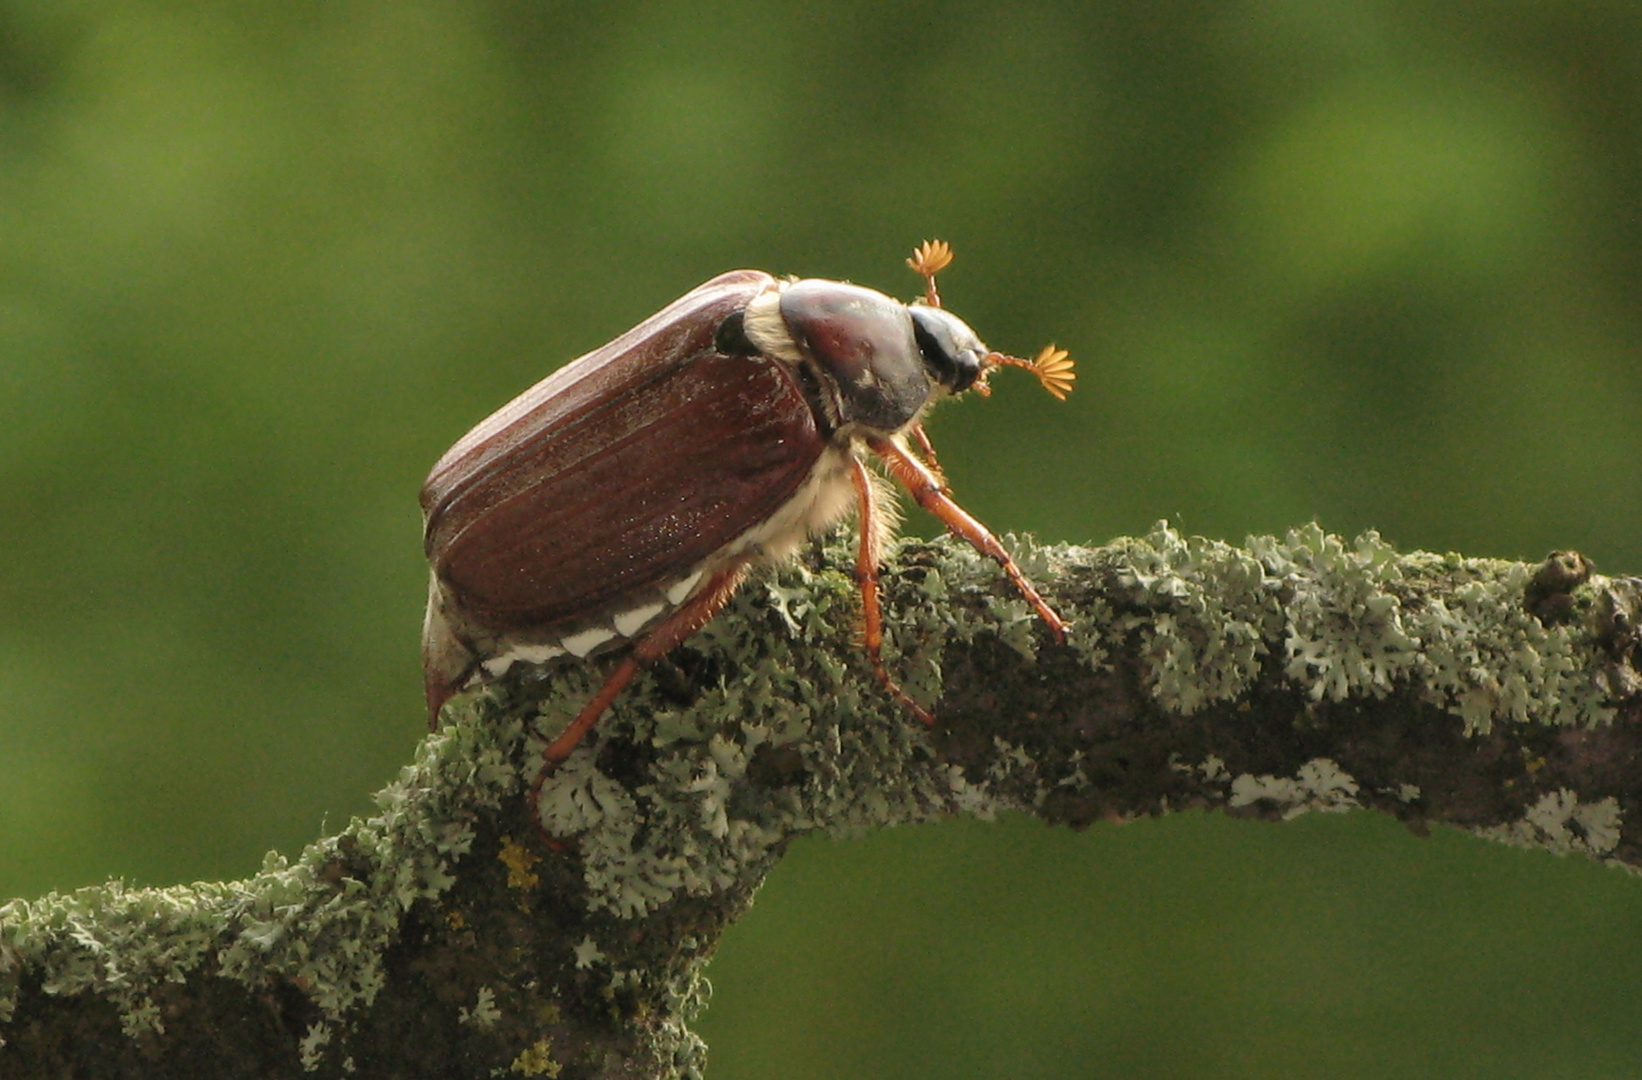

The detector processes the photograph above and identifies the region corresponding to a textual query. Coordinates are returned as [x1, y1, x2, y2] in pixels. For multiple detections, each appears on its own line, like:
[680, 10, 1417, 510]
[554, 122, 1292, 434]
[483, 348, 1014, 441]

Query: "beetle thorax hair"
[742, 286, 849, 435]
[741, 288, 802, 363]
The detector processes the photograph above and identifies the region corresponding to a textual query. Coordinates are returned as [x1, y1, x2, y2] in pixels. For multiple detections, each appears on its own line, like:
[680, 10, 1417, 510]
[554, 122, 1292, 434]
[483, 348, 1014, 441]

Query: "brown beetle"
[420, 242, 1073, 774]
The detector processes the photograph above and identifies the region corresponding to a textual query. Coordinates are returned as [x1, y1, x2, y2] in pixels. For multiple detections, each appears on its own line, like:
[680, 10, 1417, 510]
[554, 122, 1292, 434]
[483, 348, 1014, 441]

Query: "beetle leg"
[906, 423, 946, 483]
[866, 435, 1068, 644]
[849, 457, 936, 726]
[536, 560, 752, 768]
[530, 560, 752, 827]
[530, 560, 749, 831]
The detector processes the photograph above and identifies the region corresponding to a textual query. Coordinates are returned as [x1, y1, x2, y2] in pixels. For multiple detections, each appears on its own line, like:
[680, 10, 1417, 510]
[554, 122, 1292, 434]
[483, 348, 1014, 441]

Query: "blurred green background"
[3, 2, 1641, 1076]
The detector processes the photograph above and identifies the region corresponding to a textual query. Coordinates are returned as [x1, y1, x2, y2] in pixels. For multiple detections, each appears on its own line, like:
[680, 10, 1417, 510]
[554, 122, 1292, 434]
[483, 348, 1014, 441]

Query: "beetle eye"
[715, 310, 759, 356]
[908, 305, 985, 394]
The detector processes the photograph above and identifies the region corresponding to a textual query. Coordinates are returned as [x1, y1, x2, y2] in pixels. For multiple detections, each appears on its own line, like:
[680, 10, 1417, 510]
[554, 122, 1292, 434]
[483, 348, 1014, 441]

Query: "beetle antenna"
[977, 344, 1076, 401]
[906, 239, 954, 308]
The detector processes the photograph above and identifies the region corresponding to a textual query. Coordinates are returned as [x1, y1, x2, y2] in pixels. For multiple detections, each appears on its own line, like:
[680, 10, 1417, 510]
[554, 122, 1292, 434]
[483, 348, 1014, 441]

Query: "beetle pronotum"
[420, 242, 1073, 785]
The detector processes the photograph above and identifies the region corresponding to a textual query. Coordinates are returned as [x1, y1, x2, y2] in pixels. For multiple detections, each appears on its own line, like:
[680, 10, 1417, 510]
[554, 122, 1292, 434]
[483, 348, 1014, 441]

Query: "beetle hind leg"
[849, 456, 936, 726]
[529, 560, 752, 816]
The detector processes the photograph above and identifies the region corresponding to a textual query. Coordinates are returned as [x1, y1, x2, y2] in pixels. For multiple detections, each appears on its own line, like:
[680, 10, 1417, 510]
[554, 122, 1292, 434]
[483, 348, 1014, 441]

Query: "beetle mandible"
[419, 241, 1075, 777]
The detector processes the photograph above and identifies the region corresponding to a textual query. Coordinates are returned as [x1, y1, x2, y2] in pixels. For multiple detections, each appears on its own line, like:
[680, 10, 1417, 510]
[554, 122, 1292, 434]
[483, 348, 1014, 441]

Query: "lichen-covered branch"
[2, 523, 1639, 1078]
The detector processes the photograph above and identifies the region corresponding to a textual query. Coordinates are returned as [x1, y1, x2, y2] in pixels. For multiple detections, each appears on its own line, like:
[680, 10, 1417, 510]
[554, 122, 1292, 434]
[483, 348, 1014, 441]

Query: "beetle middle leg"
[849, 456, 936, 726]
[906, 422, 947, 483]
[866, 435, 1068, 643]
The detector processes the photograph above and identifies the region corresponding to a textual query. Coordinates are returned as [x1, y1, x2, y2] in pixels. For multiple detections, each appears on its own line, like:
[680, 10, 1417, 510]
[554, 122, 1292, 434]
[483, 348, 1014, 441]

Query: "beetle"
[419, 241, 1074, 781]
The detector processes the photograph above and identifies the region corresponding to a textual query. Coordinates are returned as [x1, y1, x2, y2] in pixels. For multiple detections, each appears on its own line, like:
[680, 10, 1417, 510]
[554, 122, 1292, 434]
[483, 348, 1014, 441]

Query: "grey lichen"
[460, 986, 502, 1030]
[1228, 758, 1363, 819]
[1474, 790, 1625, 860]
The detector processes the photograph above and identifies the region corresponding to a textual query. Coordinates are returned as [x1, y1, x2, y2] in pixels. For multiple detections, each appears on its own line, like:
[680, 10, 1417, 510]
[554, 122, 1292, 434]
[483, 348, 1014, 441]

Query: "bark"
[2, 523, 1639, 1079]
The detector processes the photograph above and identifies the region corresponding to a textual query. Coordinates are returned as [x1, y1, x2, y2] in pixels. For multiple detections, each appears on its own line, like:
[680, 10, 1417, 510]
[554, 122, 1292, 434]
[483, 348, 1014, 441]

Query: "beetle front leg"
[849, 457, 936, 726]
[866, 435, 1068, 643]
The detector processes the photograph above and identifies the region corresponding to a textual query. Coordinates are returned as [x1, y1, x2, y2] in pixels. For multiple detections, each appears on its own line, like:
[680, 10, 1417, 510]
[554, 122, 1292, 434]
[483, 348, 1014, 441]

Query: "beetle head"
[908, 304, 987, 395]
[905, 239, 1076, 402]
[733, 244, 1075, 437]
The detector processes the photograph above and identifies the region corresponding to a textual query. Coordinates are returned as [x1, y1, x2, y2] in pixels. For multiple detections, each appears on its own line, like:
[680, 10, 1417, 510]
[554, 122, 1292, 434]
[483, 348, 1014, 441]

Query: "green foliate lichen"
[1112, 523, 1282, 714]
[525, 543, 1023, 917]
[663, 988, 712, 1080]
[505, 1037, 560, 1077]
[1404, 564, 1613, 735]
[460, 986, 503, 1030]
[0, 707, 526, 1066]
[299, 1022, 333, 1071]
[1255, 525, 1422, 702]
[571, 938, 606, 970]
[1111, 522, 1616, 733]
[4, 523, 1624, 1065]
[1168, 753, 1232, 797]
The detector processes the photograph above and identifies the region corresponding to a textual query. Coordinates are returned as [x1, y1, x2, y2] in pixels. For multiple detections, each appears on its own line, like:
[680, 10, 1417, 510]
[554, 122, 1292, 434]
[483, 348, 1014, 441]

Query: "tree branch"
[3, 523, 1639, 1078]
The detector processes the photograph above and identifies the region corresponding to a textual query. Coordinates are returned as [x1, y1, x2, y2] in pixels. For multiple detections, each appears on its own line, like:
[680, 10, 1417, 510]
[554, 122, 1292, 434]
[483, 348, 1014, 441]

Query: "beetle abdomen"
[473, 566, 708, 679]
